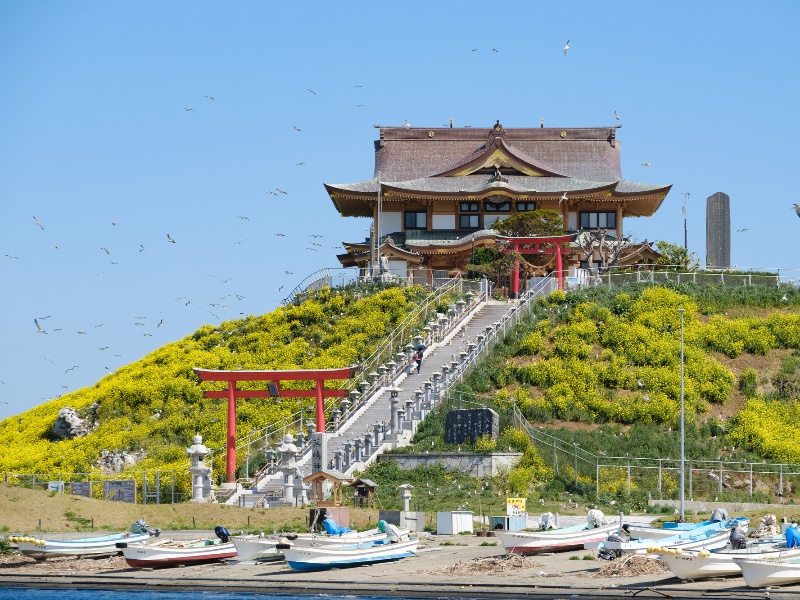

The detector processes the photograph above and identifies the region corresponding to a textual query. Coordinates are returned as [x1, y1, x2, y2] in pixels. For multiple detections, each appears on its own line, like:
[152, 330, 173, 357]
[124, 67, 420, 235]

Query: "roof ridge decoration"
[434, 120, 567, 179]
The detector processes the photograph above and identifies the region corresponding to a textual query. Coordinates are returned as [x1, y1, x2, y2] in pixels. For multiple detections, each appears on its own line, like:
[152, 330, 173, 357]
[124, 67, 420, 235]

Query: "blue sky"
[1, 1, 799, 421]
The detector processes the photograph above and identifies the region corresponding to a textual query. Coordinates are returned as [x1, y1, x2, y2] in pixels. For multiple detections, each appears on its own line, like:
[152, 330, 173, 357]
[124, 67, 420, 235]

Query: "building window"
[485, 200, 511, 212]
[459, 201, 480, 230]
[580, 211, 617, 230]
[517, 202, 537, 212]
[459, 214, 480, 229]
[404, 211, 427, 229]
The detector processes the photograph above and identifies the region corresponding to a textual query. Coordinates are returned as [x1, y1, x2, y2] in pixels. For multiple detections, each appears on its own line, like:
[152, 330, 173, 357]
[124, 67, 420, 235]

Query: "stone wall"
[377, 452, 522, 477]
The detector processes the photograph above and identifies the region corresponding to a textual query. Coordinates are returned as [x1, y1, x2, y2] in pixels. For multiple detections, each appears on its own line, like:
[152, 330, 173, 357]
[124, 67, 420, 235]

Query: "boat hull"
[282, 538, 418, 572]
[495, 522, 619, 555]
[15, 532, 152, 558]
[663, 545, 800, 580]
[120, 540, 237, 567]
[735, 556, 800, 588]
[230, 536, 283, 562]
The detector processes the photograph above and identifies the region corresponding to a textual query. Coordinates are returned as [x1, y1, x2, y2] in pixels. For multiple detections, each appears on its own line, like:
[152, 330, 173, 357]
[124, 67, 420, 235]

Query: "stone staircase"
[230, 277, 557, 507]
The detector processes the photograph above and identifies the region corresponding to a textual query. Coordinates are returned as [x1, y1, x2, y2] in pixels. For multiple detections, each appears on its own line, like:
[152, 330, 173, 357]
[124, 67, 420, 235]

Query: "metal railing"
[566, 268, 781, 291]
[513, 404, 800, 503]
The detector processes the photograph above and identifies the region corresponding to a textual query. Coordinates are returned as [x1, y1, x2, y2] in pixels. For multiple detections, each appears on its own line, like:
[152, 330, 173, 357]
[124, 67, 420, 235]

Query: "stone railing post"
[374, 422, 384, 443]
[334, 449, 342, 472]
[364, 432, 372, 456]
[349, 390, 360, 412]
[377, 365, 388, 386]
[343, 440, 352, 469]
[353, 437, 362, 461]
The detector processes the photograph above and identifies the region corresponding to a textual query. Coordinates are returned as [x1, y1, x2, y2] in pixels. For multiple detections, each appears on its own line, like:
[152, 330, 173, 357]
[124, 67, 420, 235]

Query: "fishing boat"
[733, 555, 800, 588]
[660, 542, 800, 580]
[117, 525, 237, 568]
[495, 511, 620, 555]
[624, 508, 739, 541]
[230, 534, 283, 562]
[10, 519, 160, 559]
[280, 537, 419, 572]
[588, 517, 748, 557]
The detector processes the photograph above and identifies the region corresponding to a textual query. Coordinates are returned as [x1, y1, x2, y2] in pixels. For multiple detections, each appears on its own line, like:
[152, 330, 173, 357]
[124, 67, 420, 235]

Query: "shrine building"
[325, 121, 672, 286]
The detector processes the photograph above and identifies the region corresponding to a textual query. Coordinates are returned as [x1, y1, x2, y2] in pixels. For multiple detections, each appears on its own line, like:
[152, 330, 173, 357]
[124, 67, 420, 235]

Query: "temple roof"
[371, 123, 625, 181]
[325, 121, 671, 218]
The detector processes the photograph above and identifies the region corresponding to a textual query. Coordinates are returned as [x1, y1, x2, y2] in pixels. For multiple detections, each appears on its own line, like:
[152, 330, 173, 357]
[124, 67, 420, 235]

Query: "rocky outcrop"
[96, 448, 146, 473]
[52, 407, 93, 439]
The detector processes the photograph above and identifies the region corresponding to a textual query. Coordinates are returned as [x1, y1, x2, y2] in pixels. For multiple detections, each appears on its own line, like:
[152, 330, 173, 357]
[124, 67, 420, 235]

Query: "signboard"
[506, 497, 526, 516]
[103, 480, 137, 503]
[444, 408, 499, 444]
[71, 481, 91, 498]
[47, 481, 65, 494]
[311, 432, 327, 473]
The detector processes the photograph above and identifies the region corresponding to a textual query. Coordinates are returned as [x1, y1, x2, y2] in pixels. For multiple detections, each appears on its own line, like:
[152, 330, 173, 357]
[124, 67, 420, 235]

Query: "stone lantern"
[186, 434, 213, 502]
[398, 483, 414, 511]
[276, 433, 299, 501]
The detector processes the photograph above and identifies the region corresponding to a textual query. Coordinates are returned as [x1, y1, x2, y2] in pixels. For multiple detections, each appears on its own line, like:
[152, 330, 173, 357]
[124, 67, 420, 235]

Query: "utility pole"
[682, 192, 690, 251]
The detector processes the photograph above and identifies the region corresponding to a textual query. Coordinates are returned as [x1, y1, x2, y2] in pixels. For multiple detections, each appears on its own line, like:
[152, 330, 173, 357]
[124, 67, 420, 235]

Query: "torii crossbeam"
[194, 367, 357, 483]
[498, 234, 574, 298]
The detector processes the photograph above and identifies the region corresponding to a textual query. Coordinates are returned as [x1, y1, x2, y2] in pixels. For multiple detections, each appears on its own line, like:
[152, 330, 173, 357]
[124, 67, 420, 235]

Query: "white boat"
[661, 542, 800, 580]
[286, 525, 411, 547]
[625, 508, 743, 541]
[589, 517, 748, 556]
[230, 535, 283, 562]
[734, 555, 800, 587]
[118, 526, 237, 568]
[495, 519, 620, 555]
[281, 537, 419, 571]
[11, 530, 153, 559]
[10, 519, 160, 558]
[118, 537, 237, 567]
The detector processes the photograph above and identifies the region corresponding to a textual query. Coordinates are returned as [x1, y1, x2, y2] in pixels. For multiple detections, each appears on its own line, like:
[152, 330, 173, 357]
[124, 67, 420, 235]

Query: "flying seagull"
[794, 203, 800, 218]
[33, 216, 44, 230]
[65, 365, 79, 374]
[307, 89, 316, 95]
[184, 108, 194, 112]
[167, 234, 176, 243]
[642, 162, 653, 167]
[203, 95, 214, 100]
[737, 228, 748, 233]
[292, 125, 301, 132]
[614, 111, 620, 120]
[34, 318, 47, 334]
[101, 247, 110, 254]
[564, 40, 570, 56]
[559, 192, 568, 205]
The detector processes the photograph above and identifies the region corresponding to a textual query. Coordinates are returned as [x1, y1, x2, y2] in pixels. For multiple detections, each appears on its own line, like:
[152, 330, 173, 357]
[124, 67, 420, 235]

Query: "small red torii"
[498, 234, 575, 298]
[193, 366, 357, 483]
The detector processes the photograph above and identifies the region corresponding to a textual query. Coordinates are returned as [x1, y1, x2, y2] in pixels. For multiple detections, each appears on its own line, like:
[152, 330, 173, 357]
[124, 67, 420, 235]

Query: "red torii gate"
[193, 366, 357, 483]
[499, 234, 575, 298]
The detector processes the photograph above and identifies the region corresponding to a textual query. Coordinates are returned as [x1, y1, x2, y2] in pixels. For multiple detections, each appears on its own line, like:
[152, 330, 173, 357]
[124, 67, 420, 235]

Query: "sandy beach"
[1, 531, 799, 599]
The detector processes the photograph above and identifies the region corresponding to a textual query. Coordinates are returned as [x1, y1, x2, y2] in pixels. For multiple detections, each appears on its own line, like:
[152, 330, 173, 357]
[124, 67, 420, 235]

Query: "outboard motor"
[214, 525, 231, 543]
[710, 508, 729, 523]
[587, 509, 608, 529]
[730, 525, 747, 550]
[132, 518, 161, 537]
[598, 531, 626, 561]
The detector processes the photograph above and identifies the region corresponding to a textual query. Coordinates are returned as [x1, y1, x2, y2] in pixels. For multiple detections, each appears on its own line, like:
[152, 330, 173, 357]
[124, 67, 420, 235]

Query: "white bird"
[33, 216, 44, 230]
[404, 119, 411, 128]
[167, 234, 176, 243]
[563, 40, 570, 56]
[613, 111, 619, 120]
[793, 203, 800, 218]
[737, 228, 748, 232]
[559, 192, 568, 205]
[34, 318, 47, 334]
[203, 95, 214, 100]
[641, 162, 653, 167]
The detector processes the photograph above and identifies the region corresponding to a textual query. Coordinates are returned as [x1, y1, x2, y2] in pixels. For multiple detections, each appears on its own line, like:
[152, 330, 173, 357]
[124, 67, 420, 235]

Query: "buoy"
[674, 548, 683, 555]
[699, 549, 711, 557]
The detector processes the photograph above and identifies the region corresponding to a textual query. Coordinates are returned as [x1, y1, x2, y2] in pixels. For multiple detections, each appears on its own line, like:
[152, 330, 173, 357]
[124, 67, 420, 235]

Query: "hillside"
[0, 284, 450, 494]
[389, 282, 800, 506]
